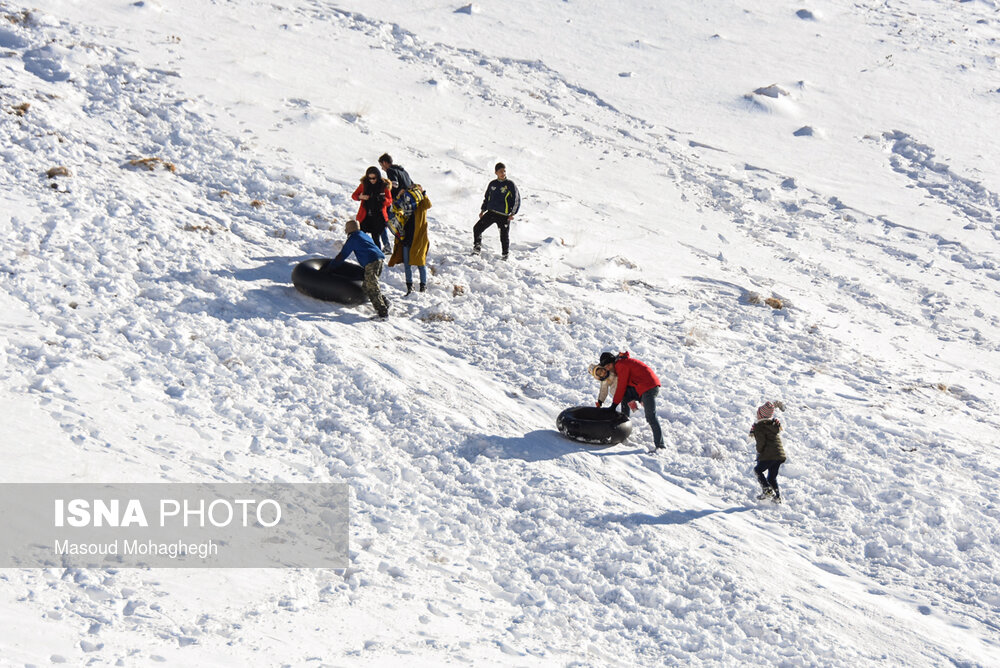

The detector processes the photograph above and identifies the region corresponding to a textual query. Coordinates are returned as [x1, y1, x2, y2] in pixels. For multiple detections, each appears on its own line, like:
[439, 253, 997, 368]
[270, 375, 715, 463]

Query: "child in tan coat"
[588, 362, 640, 411]
[588, 363, 617, 407]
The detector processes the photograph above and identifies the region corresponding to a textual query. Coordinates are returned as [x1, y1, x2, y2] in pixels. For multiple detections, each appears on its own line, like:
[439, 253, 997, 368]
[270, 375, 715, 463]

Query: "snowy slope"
[1, 0, 1000, 665]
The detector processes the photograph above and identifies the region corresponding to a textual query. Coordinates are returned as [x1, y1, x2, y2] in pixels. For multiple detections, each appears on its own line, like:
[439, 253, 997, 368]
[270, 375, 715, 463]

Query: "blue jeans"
[402, 246, 427, 285]
[622, 386, 663, 448]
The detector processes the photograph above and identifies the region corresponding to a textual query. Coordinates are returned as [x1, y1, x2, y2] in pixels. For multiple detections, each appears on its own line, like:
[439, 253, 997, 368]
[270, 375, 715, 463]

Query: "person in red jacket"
[599, 351, 664, 451]
[352, 166, 393, 250]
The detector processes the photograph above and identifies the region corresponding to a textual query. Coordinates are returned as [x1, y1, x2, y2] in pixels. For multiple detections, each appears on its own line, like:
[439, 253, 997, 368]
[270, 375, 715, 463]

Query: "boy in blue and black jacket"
[378, 153, 413, 201]
[472, 162, 520, 260]
[327, 220, 390, 319]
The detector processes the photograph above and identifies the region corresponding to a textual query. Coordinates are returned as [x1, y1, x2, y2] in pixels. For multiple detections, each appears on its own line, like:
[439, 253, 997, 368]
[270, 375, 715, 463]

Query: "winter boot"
[419, 282, 426, 292]
[405, 282, 413, 296]
[756, 488, 774, 501]
[471, 244, 481, 256]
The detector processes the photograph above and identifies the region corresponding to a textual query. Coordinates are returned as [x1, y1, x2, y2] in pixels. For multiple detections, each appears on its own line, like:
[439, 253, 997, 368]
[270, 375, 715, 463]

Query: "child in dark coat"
[750, 401, 786, 502]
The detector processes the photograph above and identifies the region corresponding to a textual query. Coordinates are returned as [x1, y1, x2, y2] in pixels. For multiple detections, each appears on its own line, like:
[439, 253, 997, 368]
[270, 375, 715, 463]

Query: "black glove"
[610, 403, 619, 411]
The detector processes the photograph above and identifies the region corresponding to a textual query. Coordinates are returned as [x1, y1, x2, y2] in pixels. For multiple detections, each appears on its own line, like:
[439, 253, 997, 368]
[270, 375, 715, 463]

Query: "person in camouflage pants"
[327, 220, 389, 319]
[362, 257, 388, 317]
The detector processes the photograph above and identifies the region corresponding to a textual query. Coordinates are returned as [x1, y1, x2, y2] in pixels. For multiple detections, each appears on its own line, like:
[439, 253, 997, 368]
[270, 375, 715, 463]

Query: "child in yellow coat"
[388, 186, 431, 294]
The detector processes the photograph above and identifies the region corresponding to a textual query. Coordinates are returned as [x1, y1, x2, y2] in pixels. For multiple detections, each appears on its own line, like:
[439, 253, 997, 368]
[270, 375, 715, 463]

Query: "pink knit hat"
[756, 401, 775, 420]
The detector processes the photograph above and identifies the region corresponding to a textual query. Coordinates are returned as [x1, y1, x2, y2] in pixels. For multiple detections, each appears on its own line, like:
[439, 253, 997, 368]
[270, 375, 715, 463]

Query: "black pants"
[473, 211, 510, 254]
[754, 460, 782, 495]
[362, 215, 388, 251]
[617, 386, 640, 414]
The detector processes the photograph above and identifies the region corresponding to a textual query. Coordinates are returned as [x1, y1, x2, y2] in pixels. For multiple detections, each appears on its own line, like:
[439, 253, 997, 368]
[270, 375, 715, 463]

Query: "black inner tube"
[564, 406, 628, 424]
[292, 258, 367, 304]
[557, 406, 632, 445]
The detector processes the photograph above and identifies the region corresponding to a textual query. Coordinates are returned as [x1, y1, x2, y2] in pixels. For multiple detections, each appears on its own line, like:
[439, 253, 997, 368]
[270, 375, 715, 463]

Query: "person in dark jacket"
[750, 401, 787, 502]
[326, 220, 389, 319]
[472, 162, 520, 260]
[600, 351, 664, 451]
[378, 153, 413, 201]
[352, 166, 393, 251]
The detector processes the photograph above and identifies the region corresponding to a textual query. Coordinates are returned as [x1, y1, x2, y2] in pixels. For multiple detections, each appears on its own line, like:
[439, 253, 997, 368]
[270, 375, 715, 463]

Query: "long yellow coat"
[389, 195, 431, 267]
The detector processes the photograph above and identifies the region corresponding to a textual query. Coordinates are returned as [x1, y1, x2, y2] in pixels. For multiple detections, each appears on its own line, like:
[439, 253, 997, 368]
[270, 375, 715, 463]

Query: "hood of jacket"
[753, 418, 781, 435]
[588, 364, 616, 381]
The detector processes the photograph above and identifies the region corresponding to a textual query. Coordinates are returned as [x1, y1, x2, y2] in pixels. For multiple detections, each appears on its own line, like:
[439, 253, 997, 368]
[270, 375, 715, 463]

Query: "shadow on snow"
[599, 506, 754, 526]
[461, 429, 646, 463]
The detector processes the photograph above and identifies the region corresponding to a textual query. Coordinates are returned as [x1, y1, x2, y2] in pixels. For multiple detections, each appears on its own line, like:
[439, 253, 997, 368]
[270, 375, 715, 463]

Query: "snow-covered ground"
[2, 0, 1000, 664]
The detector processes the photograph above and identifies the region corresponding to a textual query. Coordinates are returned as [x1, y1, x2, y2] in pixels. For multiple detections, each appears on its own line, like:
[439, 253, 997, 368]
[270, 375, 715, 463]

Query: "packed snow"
[1, 0, 1000, 664]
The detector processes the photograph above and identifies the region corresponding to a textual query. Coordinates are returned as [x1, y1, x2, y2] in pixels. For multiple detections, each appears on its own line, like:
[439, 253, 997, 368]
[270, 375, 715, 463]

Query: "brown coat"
[389, 194, 432, 267]
[587, 364, 618, 405]
[751, 419, 786, 462]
